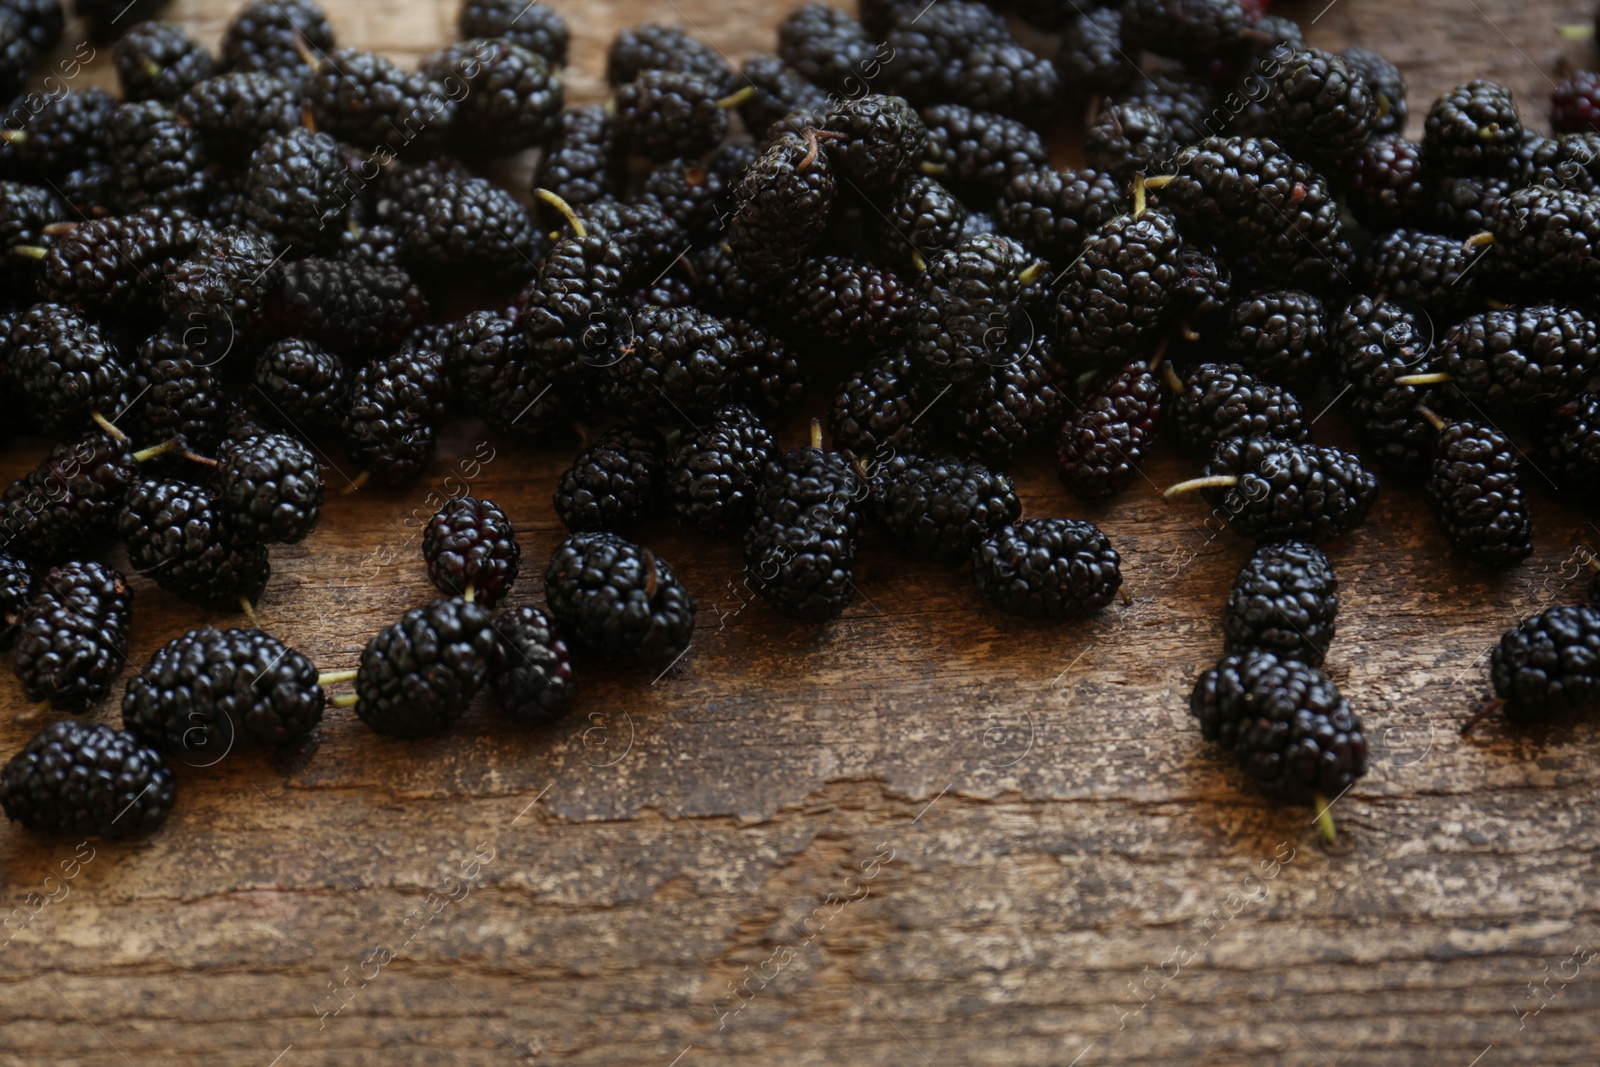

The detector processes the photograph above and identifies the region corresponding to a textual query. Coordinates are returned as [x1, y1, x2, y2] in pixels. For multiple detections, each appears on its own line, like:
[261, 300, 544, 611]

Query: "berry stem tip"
[1313, 793, 1337, 845]
[1163, 475, 1239, 500]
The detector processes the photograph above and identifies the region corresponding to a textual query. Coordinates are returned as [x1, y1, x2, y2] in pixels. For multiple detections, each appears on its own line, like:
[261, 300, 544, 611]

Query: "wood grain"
[4, 0, 1600, 1064]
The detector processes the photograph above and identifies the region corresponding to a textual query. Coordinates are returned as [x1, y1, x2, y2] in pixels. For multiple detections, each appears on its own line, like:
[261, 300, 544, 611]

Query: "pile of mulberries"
[0, 0, 1589, 849]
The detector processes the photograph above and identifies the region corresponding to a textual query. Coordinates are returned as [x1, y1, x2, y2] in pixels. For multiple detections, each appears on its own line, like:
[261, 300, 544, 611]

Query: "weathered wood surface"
[3, 0, 1600, 1064]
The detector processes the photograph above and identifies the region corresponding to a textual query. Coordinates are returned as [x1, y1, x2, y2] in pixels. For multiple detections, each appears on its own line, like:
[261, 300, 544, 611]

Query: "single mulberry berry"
[1348, 135, 1427, 227]
[1167, 438, 1379, 544]
[828, 350, 926, 460]
[221, 0, 333, 74]
[870, 453, 1019, 565]
[770, 255, 915, 357]
[1483, 186, 1600, 291]
[243, 129, 353, 250]
[268, 257, 429, 360]
[741, 422, 863, 622]
[446, 309, 570, 440]
[402, 175, 542, 282]
[0, 720, 175, 839]
[122, 627, 327, 757]
[422, 38, 562, 157]
[305, 49, 457, 153]
[533, 105, 621, 212]
[778, 3, 880, 97]
[1167, 362, 1310, 455]
[113, 20, 215, 103]
[545, 532, 695, 665]
[667, 406, 777, 536]
[251, 338, 349, 434]
[596, 305, 736, 424]
[728, 318, 806, 417]
[1423, 80, 1522, 174]
[1539, 395, 1600, 503]
[12, 560, 132, 713]
[914, 232, 1032, 387]
[1190, 650, 1367, 811]
[1223, 289, 1327, 384]
[1223, 541, 1338, 666]
[952, 340, 1064, 463]
[1340, 46, 1407, 136]
[40, 207, 207, 320]
[875, 175, 970, 266]
[422, 495, 521, 607]
[161, 226, 286, 346]
[1057, 360, 1162, 501]
[728, 129, 837, 278]
[353, 597, 503, 739]
[996, 165, 1124, 265]
[1086, 103, 1180, 184]
[117, 477, 270, 610]
[1422, 415, 1533, 570]
[919, 102, 1048, 205]
[1, 433, 142, 563]
[608, 22, 732, 91]
[489, 605, 575, 725]
[214, 433, 323, 545]
[1146, 137, 1352, 287]
[823, 94, 926, 194]
[972, 518, 1122, 620]
[1261, 48, 1375, 174]
[1476, 606, 1600, 729]
[1428, 305, 1600, 419]
[460, 0, 568, 66]
[553, 428, 663, 535]
[1055, 205, 1183, 369]
[105, 100, 209, 210]
[177, 72, 302, 159]
[613, 69, 731, 161]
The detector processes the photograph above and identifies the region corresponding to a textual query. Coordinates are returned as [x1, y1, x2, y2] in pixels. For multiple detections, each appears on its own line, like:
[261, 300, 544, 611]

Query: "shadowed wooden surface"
[3, 0, 1600, 1064]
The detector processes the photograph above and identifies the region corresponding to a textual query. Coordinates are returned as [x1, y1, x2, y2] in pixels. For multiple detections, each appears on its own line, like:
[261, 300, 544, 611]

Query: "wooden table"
[4, 0, 1599, 1063]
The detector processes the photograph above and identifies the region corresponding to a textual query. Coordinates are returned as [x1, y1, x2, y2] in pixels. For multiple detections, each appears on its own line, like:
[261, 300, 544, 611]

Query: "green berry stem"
[91, 411, 130, 444]
[12, 245, 47, 260]
[1313, 793, 1337, 845]
[1161, 362, 1185, 394]
[132, 440, 182, 463]
[1163, 475, 1240, 500]
[317, 670, 359, 686]
[292, 32, 323, 74]
[716, 86, 756, 109]
[239, 596, 259, 628]
[1415, 404, 1448, 432]
[341, 470, 373, 496]
[329, 693, 360, 709]
[533, 188, 586, 238]
[1396, 372, 1452, 387]
[15, 699, 51, 724]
